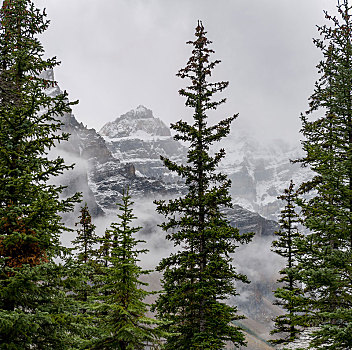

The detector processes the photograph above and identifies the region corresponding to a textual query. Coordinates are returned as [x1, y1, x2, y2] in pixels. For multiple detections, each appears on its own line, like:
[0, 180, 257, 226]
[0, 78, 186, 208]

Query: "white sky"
[27, 0, 336, 142]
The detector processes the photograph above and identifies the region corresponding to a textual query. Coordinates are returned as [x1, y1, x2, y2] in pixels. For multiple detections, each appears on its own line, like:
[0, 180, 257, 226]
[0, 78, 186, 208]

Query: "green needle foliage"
[0, 0, 81, 348]
[72, 202, 99, 282]
[270, 181, 305, 346]
[154, 21, 254, 350]
[72, 203, 100, 306]
[70, 204, 101, 343]
[294, 1, 352, 348]
[88, 189, 163, 350]
[73, 203, 98, 268]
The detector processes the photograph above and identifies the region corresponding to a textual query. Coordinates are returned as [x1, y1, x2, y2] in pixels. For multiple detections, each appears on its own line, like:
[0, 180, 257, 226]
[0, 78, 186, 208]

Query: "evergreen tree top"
[176, 23, 232, 122]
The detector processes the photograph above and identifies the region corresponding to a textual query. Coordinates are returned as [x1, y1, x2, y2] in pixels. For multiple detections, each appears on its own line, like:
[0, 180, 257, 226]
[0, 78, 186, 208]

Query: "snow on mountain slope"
[99, 105, 186, 180]
[100, 105, 171, 138]
[99, 106, 311, 221]
[42, 72, 178, 216]
[214, 130, 311, 220]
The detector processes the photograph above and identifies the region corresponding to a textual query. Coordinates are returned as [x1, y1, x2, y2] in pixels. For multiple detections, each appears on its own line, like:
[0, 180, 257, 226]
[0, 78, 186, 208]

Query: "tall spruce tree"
[294, 1, 352, 348]
[0, 0, 81, 348]
[89, 189, 162, 350]
[270, 181, 305, 346]
[154, 21, 253, 349]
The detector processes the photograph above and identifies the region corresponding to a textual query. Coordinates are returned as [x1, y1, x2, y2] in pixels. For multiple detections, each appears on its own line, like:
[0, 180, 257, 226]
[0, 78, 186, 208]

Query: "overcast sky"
[29, 0, 336, 143]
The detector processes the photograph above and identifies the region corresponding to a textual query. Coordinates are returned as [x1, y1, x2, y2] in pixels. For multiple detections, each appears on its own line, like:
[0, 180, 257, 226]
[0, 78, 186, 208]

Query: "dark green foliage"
[294, 1, 352, 348]
[72, 203, 99, 296]
[270, 181, 305, 345]
[0, 262, 85, 350]
[0, 0, 81, 348]
[88, 189, 163, 350]
[73, 203, 98, 267]
[72, 203, 99, 305]
[69, 204, 102, 344]
[154, 21, 253, 350]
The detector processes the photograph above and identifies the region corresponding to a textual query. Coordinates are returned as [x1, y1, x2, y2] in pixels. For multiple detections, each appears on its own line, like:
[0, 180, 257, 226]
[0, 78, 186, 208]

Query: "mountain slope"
[42, 72, 180, 217]
[99, 105, 311, 221]
[100, 105, 186, 181]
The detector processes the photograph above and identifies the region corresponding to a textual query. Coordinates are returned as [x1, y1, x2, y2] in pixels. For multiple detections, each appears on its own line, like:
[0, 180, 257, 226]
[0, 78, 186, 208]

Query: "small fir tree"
[154, 21, 253, 350]
[71, 203, 99, 305]
[73, 203, 98, 268]
[70, 204, 102, 345]
[294, 1, 352, 348]
[72, 203, 99, 303]
[0, 0, 81, 348]
[270, 181, 305, 346]
[89, 189, 163, 350]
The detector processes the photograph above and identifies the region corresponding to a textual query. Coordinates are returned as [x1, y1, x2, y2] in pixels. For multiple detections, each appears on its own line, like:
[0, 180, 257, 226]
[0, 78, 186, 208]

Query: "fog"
[31, 0, 337, 144]
[65, 194, 284, 298]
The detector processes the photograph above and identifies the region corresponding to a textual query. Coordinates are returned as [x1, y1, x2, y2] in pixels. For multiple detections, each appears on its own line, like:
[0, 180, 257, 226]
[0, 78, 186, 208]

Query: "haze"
[30, 0, 336, 143]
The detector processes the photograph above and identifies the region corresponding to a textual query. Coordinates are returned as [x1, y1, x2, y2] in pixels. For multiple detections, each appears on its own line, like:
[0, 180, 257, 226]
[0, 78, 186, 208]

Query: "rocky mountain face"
[99, 105, 186, 181]
[41, 70, 105, 217]
[42, 73, 182, 219]
[216, 136, 308, 222]
[97, 105, 281, 236]
[216, 132, 311, 221]
[43, 68, 278, 239]
[41, 78, 279, 238]
[99, 104, 311, 222]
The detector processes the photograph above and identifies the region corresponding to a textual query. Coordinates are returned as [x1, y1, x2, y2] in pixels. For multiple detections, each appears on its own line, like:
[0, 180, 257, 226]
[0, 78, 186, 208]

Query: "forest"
[0, 0, 351, 349]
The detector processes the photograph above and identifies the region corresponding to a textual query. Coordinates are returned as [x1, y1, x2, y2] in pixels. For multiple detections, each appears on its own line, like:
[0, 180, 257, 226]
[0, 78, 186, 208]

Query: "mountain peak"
[121, 105, 153, 120]
[99, 106, 171, 139]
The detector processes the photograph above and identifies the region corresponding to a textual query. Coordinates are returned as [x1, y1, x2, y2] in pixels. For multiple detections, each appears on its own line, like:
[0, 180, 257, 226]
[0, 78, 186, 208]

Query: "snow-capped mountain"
[100, 105, 170, 138]
[42, 71, 181, 218]
[49, 87, 278, 236]
[99, 105, 186, 180]
[99, 105, 311, 221]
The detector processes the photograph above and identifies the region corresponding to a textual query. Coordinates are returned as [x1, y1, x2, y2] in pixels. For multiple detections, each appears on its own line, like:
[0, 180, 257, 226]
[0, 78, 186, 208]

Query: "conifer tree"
[73, 204, 98, 268]
[270, 181, 305, 346]
[71, 203, 99, 307]
[294, 1, 352, 348]
[154, 21, 253, 349]
[89, 189, 162, 350]
[0, 0, 81, 348]
[70, 204, 103, 345]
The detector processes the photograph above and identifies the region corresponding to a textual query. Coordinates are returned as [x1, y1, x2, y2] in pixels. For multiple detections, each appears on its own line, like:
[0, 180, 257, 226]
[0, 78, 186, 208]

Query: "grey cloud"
[32, 0, 337, 143]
